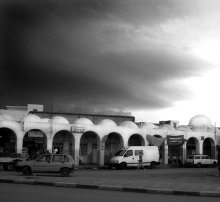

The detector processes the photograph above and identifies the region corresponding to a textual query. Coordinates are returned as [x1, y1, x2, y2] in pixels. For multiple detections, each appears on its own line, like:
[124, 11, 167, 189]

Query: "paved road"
[0, 167, 220, 197]
[1, 183, 220, 202]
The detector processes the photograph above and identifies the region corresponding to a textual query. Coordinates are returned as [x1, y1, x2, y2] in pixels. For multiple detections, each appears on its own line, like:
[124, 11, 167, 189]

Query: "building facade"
[0, 106, 219, 166]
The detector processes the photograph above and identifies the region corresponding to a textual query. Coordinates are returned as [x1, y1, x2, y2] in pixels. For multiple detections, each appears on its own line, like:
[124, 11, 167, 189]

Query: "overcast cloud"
[0, 0, 217, 118]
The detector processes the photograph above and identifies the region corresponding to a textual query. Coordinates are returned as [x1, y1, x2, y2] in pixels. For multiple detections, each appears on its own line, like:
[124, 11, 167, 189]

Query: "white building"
[0, 105, 219, 166]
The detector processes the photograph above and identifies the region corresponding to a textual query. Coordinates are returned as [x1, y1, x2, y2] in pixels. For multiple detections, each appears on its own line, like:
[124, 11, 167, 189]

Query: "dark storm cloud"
[0, 0, 211, 114]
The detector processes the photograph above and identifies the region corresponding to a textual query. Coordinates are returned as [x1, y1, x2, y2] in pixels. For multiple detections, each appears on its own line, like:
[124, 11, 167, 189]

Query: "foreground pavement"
[0, 166, 220, 197]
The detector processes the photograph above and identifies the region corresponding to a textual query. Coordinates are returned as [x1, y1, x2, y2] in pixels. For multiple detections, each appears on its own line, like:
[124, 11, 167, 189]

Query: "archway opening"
[203, 138, 215, 158]
[80, 131, 99, 165]
[0, 128, 16, 156]
[23, 129, 47, 159]
[187, 138, 198, 156]
[128, 134, 144, 146]
[53, 130, 74, 157]
[104, 132, 123, 165]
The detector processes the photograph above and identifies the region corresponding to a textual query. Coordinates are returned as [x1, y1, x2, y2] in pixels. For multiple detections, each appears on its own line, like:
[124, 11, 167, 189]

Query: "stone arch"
[103, 132, 124, 165]
[186, 137, 199, 156]
[52, 130, 75, 157]
[128, 134, 145, 146]
[203, 138, 215, 158]
[23, 129, 47, 159]
[80, 131, 100, 165]
[0, 127, 17, 156]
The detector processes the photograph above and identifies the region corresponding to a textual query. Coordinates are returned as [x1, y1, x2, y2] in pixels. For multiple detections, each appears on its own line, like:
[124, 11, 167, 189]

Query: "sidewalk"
[0, 167, 220, 197]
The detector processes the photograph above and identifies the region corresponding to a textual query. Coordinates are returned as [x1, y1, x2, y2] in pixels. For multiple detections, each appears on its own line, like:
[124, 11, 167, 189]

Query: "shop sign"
[71, 126, 85, 133]
[28, 131, 44, 138]
[167, 135, 184, 145]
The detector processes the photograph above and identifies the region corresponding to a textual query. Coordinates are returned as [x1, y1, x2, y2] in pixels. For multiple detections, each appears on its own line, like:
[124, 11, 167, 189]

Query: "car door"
[33, 155, 52, 172]
[51, 155, 65, 172]
[123, 150, 135, 166]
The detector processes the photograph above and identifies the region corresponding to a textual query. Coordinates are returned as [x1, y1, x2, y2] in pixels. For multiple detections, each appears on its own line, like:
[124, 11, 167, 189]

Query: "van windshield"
[115, 150, 126, 156]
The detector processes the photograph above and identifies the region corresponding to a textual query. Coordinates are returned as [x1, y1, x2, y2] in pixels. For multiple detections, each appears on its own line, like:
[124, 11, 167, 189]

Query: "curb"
[0, 178, 220, 197]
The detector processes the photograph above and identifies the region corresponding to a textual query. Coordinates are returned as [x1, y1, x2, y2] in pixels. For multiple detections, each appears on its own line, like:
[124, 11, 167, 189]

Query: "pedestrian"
[137, 151, 144, 170]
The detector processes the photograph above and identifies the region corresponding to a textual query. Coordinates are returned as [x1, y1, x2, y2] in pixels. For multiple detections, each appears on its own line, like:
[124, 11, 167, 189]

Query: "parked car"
[110, 146, 159, 169]
[185, 154, 218, 168]
[0, 154, 25, 171]
[16, 154, 75, 176]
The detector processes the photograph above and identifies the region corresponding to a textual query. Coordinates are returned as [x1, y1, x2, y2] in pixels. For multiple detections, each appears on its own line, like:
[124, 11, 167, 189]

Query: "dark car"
[16, 154, 75, 176]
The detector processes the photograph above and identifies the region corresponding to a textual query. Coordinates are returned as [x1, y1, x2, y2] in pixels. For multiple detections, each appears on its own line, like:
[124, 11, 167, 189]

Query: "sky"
[1, 0, 220, 125]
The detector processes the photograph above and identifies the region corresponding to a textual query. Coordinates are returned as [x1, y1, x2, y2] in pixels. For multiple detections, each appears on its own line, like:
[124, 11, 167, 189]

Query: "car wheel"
[150, 161, 156, 169]
[197, 163, 202, 168]
[7, 163, 14, 171]
[120, 162, 127, 170]
[2, 164, 8, 171]
[22, 166, 32, 176]
[213, 162, 217, 167]
[61, 168, 70, 177]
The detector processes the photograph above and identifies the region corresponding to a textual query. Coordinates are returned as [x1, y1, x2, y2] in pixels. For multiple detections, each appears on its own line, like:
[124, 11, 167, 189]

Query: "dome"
[52, 116, 69, 124]
[119, 121, 138, 128]
[189, 114, 212, 128]
[140, 122, 157, 129]
[98, 119, 117, 127]
[74, 118, 94, 126]
[22, 114, 41, 122]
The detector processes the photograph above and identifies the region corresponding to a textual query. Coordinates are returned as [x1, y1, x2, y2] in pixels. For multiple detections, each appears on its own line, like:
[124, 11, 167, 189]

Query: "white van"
[110, 146, 159, 169]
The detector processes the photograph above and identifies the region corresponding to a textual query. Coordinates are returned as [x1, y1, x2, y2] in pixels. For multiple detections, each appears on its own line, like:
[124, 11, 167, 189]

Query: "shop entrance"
[186, 137, 198, 156]
[80, 131, 99, 165]
[203, 138, 215, 158]
[23, 129, 47, 159]
[104, 132, 123, 165]
[53, 130, 74, 156]
[0, 128, 16, 156]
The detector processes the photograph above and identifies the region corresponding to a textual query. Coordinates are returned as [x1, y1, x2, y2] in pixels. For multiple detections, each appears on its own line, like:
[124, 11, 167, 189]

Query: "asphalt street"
[1, 183, 220, 202]
[0, 166, 220, 197]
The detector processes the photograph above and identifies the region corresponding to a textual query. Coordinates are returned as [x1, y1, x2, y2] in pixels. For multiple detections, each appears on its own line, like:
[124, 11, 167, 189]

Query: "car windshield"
[115, 150, 126, 156]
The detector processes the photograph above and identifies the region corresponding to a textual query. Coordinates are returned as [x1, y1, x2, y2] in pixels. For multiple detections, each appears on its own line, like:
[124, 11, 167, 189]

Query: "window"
[135, 150, 143, 156]
[64, 155, 69, 162]
[52, 155, 64, 162]
[195, 156, 200, 159]
[38, 155, 51, 162]
[202, 156, 206, 159]
[125, 150, 133, 157]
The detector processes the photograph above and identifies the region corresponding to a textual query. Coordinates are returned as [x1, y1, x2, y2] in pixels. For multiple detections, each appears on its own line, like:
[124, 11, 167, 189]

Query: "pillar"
[73, 133, 81, 166]
[98, 142, 105, 166]
[16, 131, 24, 155]
[198, 140, 203, 154]
[182, 142, 187, 164]
[46, 133, 53, 153]
[163, 139, 168, 165]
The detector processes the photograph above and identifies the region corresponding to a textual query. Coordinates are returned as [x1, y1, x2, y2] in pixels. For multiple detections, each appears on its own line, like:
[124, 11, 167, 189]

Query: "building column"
[182, 142, 187, 164]
[73, 133, 81, 166]
[46, 133, 53, 153]
[16, 131, 24, 155]
[98, 142, 105, 166]
[197, 140, 203, 154]
[164, 139, 168, 165]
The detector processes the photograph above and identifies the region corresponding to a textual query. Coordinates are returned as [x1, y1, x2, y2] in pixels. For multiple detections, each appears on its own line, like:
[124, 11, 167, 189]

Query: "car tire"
[120, 162, 127, 170]
[7, 163, 14, 171]
[197, 163, 202, 168]
[213, 162, 217, 167]
[61, 168, 70, 177]
[22, 166, 32, 176]
[150, 161, 156, 169]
